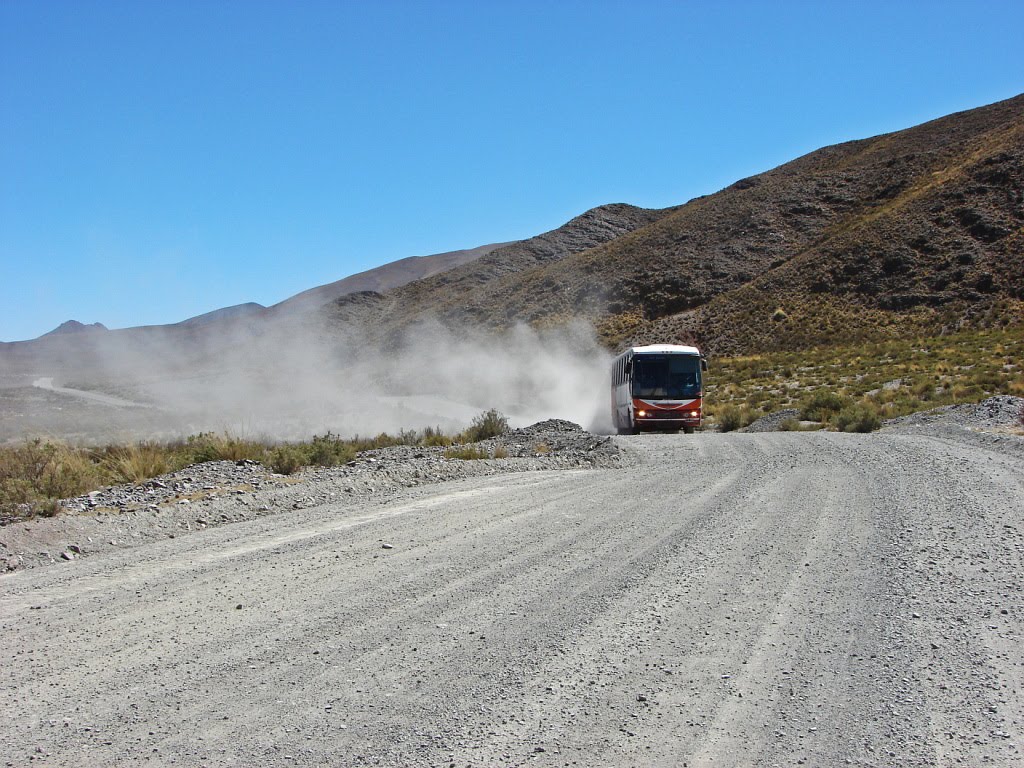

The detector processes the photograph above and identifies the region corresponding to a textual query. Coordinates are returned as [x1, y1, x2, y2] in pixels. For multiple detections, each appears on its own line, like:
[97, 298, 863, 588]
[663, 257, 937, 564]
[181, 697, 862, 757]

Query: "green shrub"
[462, 409, 509, 442]
[305, 432, 357, 467]
[184, 432, 267, 464]
[184, 432, 227, 463]
[269, 446, 303, 475]
[800, 390, 848, 421]
[832, 404, 882, 433]
[368, 432, 404, 449]
[396, 429, 421, 445]
[34, 498, 63, 518]
[716, 405, 742, 432]
[716, 404, 756, 432]
[421, 426, 453, 447]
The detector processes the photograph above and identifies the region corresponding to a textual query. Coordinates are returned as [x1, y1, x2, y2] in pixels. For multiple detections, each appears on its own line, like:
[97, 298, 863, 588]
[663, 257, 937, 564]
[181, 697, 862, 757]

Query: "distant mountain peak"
[40, 320, 108, 338]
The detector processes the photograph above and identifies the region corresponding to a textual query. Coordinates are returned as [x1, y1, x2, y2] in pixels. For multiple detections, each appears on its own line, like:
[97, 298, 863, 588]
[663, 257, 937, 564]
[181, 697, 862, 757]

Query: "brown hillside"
[638, 99, 1024, 355]
[322, 202, 673, 332]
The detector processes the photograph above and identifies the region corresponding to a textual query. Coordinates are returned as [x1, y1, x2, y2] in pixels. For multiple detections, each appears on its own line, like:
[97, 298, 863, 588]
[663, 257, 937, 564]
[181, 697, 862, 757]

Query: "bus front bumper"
[635, 408, 701, 428]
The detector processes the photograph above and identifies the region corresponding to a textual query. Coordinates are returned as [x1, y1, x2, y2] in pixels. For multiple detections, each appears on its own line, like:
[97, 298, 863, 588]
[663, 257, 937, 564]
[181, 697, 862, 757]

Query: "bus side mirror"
[701, 358, 708, 371]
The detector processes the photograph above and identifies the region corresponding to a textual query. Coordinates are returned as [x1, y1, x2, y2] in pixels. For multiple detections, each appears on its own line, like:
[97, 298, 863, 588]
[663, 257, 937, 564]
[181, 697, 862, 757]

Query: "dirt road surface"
[2, 431, 1022, 766]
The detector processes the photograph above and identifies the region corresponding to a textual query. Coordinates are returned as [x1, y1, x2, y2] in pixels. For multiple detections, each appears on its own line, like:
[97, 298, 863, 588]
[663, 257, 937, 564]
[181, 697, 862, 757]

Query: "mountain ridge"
[40, 320, 108, 337]
[3, 241, 509, 345]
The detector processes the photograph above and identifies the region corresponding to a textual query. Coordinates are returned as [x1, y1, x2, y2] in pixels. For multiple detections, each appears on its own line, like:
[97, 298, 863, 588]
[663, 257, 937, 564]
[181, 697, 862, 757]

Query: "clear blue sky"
[2, 0, 1022, 342]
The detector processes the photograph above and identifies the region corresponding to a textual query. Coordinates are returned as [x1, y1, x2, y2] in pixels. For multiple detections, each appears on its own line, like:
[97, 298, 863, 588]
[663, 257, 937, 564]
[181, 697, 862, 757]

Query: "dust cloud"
[29, 317, 615, 442]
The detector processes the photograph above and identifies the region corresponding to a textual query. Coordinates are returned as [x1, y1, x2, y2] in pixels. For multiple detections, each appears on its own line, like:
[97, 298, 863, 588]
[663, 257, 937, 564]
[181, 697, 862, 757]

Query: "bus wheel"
[683, 427, 695, 435]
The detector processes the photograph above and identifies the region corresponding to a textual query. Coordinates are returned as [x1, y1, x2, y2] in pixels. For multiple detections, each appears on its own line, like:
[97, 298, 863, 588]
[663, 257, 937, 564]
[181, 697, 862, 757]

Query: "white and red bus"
[611, 344, 707, 434]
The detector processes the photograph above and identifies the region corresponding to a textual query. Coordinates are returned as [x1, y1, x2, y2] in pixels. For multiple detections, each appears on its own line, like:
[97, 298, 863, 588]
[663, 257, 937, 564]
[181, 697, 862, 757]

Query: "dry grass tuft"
[100, 443, 175, 484]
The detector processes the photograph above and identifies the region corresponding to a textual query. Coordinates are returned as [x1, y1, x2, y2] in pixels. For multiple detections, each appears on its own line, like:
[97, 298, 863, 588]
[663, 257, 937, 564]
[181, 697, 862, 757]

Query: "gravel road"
[2, 427, 1022, 766]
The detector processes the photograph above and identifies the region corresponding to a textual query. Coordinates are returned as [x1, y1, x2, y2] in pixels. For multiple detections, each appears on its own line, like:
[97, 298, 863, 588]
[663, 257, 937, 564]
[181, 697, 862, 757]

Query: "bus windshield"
[632, 355, 701, 399]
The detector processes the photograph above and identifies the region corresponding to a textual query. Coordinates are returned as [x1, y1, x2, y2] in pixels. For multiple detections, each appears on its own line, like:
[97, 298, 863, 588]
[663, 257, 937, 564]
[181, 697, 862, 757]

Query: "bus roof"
[627, 344, 702, 356]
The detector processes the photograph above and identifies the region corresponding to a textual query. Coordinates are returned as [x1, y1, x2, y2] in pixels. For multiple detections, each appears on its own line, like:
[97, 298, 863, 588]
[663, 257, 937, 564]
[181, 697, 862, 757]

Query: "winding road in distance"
[32, 377, 152, 409]
[2, 431, 1022, 766]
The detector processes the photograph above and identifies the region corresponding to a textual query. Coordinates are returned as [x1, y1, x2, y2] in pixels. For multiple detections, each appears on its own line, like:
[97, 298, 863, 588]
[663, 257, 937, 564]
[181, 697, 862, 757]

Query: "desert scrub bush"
[910, 379, 935, 399]
[461, 409, 510, 442]
[184, 432, 267, 464]
[420, 426, 453, 447]
[831, 403, 883, 433]
[800, 390, 849, 422]
[347, 430, 438, 452]
[0, 440, 100, 520]
[304, 432, 357, 467]
[715, 405, 742, 433]
[715, 404, 757, 432]
[269, 445, 303, 475]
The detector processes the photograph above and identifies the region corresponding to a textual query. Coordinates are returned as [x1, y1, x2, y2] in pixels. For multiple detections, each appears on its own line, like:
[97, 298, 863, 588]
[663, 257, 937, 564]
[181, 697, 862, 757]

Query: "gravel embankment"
[882, 394, 1024, 459]
[0, 420, 620, 573]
